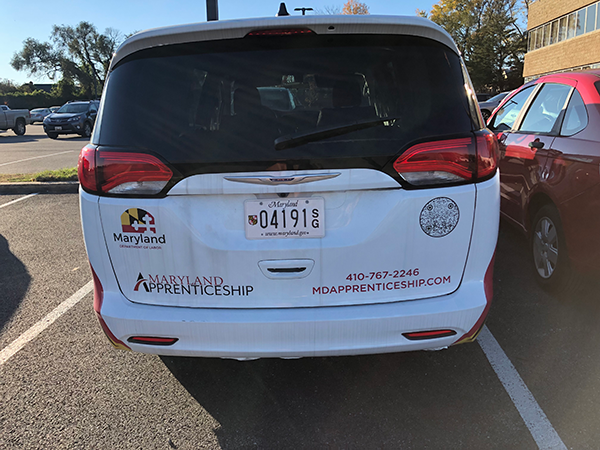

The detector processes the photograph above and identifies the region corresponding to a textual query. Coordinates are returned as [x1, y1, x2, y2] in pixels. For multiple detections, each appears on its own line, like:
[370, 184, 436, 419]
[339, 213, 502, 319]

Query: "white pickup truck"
[0, 105, 30, 135]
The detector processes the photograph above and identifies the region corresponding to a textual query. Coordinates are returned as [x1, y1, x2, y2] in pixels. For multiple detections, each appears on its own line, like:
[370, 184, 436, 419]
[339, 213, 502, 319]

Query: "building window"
[529, 3, 600, 52]
[576, 10, 586, 36]
[544, 23, 552, 45]
[567, 13, 576, 39]
[550, 20, 559, 44]
[586, 4, 597, 33]
[558, 16, 568, 42]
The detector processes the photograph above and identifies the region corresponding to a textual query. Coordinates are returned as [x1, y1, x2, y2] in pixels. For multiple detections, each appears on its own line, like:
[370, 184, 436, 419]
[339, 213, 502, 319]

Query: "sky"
[1, 0, 436, 85]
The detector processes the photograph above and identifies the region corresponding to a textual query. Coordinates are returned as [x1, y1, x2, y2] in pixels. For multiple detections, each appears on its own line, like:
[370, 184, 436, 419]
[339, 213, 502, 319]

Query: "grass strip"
[0, 167, 78, 183]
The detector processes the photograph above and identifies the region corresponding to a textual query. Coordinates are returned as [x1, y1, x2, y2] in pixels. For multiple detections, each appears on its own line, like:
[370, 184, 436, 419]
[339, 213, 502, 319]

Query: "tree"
[424, 0, 526, 92]
[51, 78, 77, 103]
[11, 22, 123, 98]
[0, 79, 20, 94]
[342, 0, 369, 15]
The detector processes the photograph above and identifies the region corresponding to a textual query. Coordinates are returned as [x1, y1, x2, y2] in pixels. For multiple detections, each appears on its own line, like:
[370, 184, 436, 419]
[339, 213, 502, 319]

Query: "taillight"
[476, 131, 499, 179]
[247, 28, 314, 36]
[393, 130, 498, 186]
[77, 146, 173, 195]
[78, 144, 97, 191]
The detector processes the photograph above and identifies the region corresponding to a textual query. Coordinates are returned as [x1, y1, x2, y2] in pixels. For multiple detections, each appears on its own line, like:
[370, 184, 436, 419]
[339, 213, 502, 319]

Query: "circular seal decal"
[419, 197, 460, 238]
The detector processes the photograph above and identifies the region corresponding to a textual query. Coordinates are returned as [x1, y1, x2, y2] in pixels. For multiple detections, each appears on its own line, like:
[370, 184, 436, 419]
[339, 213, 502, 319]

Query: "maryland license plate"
[244, 197, 325, 239]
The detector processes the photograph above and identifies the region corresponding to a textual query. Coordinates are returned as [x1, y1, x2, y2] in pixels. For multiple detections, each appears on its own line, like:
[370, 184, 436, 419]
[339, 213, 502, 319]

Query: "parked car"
[43, 100, 99, 138]
[476, 93, 493, 102]
[29, 108, 51, 124]
[78, 15, 499, 359]
[479, 92, 511, 122]
[0, 104, 29, 135]
[49, 106, 61, 113]
[487, 70, 600, 292]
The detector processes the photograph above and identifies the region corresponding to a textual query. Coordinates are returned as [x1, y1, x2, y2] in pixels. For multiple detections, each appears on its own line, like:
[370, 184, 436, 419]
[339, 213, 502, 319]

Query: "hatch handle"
[267, 267, 306, 274]
[258, 259, 315, 279]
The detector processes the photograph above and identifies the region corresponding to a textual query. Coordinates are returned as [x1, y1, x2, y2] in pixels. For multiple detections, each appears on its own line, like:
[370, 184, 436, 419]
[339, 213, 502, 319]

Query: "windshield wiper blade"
[274, 117, 398, 151]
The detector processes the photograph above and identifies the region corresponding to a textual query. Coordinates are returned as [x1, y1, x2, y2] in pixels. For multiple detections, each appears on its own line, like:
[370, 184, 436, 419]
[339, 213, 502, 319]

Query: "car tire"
[46, 132, 58, 140]
[82, 122, 92, 138]
[530, 204, 580, 293]
[13, 119, 26, 136]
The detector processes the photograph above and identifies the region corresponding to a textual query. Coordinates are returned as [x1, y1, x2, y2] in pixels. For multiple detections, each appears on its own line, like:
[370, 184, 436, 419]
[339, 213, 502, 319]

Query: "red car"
[488, 70, 600, 291]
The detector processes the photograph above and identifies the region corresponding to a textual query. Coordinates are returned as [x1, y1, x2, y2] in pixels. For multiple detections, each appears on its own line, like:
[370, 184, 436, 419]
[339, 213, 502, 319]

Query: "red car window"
[489, 86, 535, 131]
[519, 83, 571, 134]
[561, 89, 588, 136]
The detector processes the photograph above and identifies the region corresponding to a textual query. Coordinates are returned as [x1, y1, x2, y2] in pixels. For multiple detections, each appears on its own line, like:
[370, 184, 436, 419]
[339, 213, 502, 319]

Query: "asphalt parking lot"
[1, 190, 600, 449]
[0, 125, 83, 174]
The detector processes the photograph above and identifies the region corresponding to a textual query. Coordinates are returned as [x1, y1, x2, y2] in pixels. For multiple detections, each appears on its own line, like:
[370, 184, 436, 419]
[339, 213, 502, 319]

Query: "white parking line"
[0, 193, 39, 209]
[0, 279, 571, 450]
[0, 150, 76, 167]
[0, 281, 93, 366]
[478, 326, 567, 450]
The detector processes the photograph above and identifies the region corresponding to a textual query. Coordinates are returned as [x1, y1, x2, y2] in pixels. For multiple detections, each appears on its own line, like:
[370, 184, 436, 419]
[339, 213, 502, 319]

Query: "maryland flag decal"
[121, 208, 156, 234]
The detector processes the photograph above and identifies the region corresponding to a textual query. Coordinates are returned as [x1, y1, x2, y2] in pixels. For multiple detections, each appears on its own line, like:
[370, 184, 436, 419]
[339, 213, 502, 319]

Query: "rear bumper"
[100, 278, 488, 358]
[82, 173, 499, 358]
[43, 123, 83, 134]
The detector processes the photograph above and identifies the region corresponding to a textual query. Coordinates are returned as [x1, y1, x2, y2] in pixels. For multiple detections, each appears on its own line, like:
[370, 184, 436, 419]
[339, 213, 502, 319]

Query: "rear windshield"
[97, 34, 472, 168]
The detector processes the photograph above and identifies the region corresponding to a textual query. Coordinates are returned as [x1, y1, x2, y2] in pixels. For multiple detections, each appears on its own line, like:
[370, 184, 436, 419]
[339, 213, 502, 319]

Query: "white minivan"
[78, 15, 499, 358]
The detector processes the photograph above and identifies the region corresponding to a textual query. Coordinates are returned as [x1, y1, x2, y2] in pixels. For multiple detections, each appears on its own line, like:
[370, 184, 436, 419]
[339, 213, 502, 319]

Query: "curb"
[0, 182, 79, 195]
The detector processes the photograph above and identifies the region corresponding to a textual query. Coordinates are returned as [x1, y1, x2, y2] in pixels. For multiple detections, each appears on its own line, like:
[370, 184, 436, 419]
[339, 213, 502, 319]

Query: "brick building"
[524, 0, 600, 81]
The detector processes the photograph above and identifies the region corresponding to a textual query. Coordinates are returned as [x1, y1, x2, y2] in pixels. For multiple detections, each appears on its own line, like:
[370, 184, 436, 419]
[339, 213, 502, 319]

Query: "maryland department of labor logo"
[248, 215, 258, 226]
[121, 208, 156, 234]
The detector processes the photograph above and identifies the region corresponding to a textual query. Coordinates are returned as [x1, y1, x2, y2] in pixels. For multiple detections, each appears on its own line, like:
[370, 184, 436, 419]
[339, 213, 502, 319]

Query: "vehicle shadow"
[54, 135, 89, 141]
[0, 134, 43, 143]
[161, 344, 531, 448]
[494, 220, 600, 316]
[0, 234, 31, 331]
[156, 223, 598, 449]
[0, 128, 88, 142]
[489, 221, 600, 447]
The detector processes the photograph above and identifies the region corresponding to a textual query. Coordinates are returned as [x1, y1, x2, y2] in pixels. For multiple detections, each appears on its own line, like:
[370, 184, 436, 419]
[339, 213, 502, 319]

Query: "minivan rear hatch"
[94, 20, 479, 309]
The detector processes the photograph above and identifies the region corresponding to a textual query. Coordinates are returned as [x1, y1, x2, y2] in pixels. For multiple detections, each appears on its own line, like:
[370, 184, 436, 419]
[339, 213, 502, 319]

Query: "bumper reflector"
[402, 330, 457, 341]
[127, 336, 179, 346]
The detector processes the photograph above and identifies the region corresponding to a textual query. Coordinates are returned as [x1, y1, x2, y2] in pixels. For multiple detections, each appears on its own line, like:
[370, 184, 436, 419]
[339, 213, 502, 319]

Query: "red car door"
[493, 83, 573, 228]
[545, 85, 600, 273]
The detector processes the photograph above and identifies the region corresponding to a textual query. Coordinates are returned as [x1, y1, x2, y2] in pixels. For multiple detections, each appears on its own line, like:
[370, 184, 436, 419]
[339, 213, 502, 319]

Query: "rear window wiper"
[274, 117, 399, 151]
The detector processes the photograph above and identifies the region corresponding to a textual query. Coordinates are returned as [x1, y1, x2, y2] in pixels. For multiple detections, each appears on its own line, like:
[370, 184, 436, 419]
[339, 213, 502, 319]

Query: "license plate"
[55, 126, 62, 130]
[245, 197, 325, 239]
